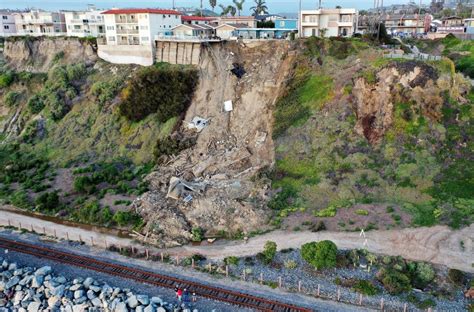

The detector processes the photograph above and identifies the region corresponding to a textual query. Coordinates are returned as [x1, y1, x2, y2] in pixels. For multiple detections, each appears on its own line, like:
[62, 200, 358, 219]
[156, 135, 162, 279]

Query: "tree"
[250, 0, 268, 16]
[233, 0, 245, 16]
[220, 4, 237, 16]
[301, 240, 337, 269]
[377, 268, 411, 294]
[209, 0, 217, 12]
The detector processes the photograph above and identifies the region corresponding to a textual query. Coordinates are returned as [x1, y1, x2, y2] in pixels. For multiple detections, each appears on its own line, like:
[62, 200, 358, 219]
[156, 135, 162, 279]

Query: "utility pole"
[200, 0, 203, 16]
[172, 0, 175, 10]
[298, 0, 302, 37]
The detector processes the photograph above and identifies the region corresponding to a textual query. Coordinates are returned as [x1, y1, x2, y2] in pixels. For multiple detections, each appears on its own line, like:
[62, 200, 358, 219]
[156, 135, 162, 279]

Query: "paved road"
[0, 207, 472, 272]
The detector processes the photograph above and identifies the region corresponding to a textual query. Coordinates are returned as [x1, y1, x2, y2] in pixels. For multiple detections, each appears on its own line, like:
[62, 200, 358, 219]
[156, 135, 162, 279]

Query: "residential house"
[300, 8, 357, 38]
[255, 14, 284, 22]
[215, 23, 248, 39]
[181, 15, 217, 25]
[437, 16, 464, 33]
[14, 10, 66, 36]
[64, 6, 105, 37]
[274, 18, 298, 30]
[172, 24, 214, 38]
[383, 14, 431, 34]
[464, 18, 474, 34]
[98, 8, 182, 66]
[0, 10, 17, 36]
[219, 16, 257, 28]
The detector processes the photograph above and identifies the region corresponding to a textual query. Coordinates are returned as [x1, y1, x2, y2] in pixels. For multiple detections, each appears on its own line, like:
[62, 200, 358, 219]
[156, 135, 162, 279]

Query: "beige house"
[215, 23, 247, 39]
[172, 24, 214, 38]
[219, 16, 257, 28]
[300, 8, 357, 37]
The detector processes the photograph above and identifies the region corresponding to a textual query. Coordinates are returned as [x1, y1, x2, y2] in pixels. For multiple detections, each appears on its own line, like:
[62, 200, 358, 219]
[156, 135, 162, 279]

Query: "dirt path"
[0, 207, 472, 272]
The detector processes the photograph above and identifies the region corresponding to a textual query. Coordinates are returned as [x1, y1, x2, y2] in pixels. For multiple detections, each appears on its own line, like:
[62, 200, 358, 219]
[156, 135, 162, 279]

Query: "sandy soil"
[0, 207, 472, 273]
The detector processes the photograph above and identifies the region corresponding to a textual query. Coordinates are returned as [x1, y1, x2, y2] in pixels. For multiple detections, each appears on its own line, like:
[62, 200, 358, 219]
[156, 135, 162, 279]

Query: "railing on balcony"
[115, 17, 138, 24]
[97, 37, 107, 44]
[118, 39, 140, 45]
[116, 28, 139, 34]
[69, 19, 103, 24]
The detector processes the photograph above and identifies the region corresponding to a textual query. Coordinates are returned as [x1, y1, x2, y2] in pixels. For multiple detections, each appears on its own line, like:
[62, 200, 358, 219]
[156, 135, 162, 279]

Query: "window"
[141, 36, 149, 41]
[2, 16, 8, 20]
[74, 25, 81, 29]
[106, 26, 115, 30]
[4, 25, 9, 30]
[108, 36, 115, 41]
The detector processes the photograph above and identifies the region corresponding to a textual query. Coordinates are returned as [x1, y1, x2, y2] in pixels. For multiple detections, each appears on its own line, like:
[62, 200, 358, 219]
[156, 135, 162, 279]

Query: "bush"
[191, 227, 204, 242]
[309, 221, 326, 232]
[10, 190, 30, 209]
[262, 241, 277, 264]
[412, 262, 435, 289]
[119, 65, 199, 122]
[224, 256, 239, 266]
[284, 259, 298, 269]
[73, 176, 96, 194]
[355, 209, 369, 216]
[4, 91, 20, 107]
[35, 191, 60, 213]
[27, 95, 45, 114]
[112, 211, 143, 229]
[353, 280, 380, 296]
[0, 71, 14, 88]
[448, 268, 465, 285]
[91, 79, 123, 106]
[377, 268, 411, 294]
[154, 135, 196, 161]
[301, 240, 337, 269]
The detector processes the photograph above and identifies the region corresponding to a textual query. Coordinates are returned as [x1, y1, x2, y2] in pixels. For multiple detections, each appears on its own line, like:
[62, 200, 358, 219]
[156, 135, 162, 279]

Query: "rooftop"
[102, 8, 181, 15]
[181, 15, 217, 21]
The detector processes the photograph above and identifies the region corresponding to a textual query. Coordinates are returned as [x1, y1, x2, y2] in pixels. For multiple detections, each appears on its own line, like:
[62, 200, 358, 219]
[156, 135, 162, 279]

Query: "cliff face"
[135, 41, 298, 246]
[4, 37, 97, 72]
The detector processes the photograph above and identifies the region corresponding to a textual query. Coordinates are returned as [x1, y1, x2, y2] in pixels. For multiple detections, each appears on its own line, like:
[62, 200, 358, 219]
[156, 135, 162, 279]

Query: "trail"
[0, 206, 472, 272]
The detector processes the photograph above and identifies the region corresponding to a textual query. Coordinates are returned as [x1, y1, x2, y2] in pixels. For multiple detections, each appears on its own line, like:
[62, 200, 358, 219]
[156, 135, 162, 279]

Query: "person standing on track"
[177, 287, 183, 302]
[192, 292, 197, 302]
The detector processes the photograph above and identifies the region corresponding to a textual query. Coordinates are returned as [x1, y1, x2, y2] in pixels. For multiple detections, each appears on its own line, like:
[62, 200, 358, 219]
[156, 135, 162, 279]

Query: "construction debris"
[230, 62, 246, 79]
[224, 100, 233, 112]
[187, 116, 210, 132]
[167, 177, 206, 200]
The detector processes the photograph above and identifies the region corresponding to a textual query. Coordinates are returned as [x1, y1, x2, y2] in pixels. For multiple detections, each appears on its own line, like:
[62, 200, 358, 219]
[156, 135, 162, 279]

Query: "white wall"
[0, 13, 16, 36]
[65, 10, 105, 37]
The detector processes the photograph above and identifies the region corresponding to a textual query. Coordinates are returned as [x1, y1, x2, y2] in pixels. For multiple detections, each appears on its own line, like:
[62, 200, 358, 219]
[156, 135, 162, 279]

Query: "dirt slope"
[135, 41, 298, 247]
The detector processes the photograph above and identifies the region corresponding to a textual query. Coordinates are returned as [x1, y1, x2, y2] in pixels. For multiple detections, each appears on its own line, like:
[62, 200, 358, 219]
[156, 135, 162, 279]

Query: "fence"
[2, 219, 425, 312]
[384, 53, 442, 61]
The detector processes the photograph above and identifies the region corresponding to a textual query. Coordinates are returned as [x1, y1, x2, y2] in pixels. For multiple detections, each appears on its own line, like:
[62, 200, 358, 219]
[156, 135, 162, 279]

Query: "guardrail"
[383, 53, 442, 61]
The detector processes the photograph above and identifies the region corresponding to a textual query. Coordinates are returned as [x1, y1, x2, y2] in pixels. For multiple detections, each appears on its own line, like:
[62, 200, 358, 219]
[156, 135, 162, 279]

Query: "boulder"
[89, 285, 101, 293]
[34, 266, 52, 276]
[74, 290, 84, 300]
[69, 284, 82, 291]
[91, 297, 102, 308]
[30, 275, 44, 288]
[47, 296, 61, 308]
[156, 307, 166, 312]
[137, 295, 149, 305]
[83, 277, 94, 289]
[114, 302, 128, 312]
[150, 297, 163, 306]
[72, 304, 88, 312]
[127, 295, 139, 308]
[86, 290, 96, 300]
[144, 305, 155, 312]
[27, 301, 41, 312]
[5, 276, 20, 289]
[50, 285, 65, 297]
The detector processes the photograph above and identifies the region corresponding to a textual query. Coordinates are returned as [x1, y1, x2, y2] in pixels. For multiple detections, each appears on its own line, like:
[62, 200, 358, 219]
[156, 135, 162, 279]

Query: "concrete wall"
[156, 41, 202, 65]
[98, 44, 154, 66]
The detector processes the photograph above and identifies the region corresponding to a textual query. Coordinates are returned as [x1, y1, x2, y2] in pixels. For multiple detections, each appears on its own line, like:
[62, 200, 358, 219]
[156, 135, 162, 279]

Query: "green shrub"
[3, 91, 20, 107]
[91, 79, 123, 106]
[191, 227, 204, 242]
[154, 135, 196, 161]
[377, 268, 411, 294]
[412, 262, 435, 289]
[112, 210, 142, 228]
[0, 71, 14, 88]
[284, 259, 298, 269]
[301, 240, 337, 269]
[267, 186, 298, 210]
[353, 280, 380, 296]
[224, 256, 239, 266]
[118, 65, 198, 122]
[27, 95, 45, 114]
[10, 190, 31, 209]
[355, 209, 369, 216]
[262, 241, 277, 264]
[73, 176, 96, 194]
[448, 268, 465, 285]
[35, 191, 60, 213]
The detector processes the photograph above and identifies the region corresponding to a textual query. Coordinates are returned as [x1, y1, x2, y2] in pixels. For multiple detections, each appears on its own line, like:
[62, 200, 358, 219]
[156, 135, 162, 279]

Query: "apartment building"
[98, 8, 181, 66]
[64, 7, 105, 37]
[0, 10, 17, 36]
[101, 8, 181, 46]
[299, 8, 357, 37]
[14, 10, 66, 36]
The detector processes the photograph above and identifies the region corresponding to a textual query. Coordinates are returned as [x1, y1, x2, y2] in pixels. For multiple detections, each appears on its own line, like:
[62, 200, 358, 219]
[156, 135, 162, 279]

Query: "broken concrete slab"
[166, 177, 206, 200]
[224, 100, 233, 112]
[187, 116, 209, 133]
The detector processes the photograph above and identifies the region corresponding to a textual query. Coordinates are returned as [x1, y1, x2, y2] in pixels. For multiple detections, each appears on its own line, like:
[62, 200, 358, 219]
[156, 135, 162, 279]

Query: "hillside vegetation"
[270, 37, 473, 231]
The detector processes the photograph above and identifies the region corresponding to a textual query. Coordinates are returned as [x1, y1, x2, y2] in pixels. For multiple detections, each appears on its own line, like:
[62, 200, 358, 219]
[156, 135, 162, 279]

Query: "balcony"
[118, 39, 140, 45]
[115, 16, 138, 24]
[116, 28, 139, 34]
[69, 19, 103, 24]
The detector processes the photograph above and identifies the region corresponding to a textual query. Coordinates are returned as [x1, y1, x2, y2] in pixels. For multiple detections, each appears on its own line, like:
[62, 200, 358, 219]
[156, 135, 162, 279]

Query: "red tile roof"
[182, 15, 217, 21]
[102, 9, 181, 15]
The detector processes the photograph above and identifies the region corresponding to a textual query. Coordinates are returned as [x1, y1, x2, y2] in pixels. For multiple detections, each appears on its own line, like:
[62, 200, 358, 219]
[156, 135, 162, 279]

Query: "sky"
[1, 0, 412, 14]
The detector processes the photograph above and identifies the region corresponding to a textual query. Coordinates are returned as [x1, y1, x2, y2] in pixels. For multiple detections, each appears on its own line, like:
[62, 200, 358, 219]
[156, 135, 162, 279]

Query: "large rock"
[83, 277, 94, 289]
[74, 290, 84, 300]
[30, 275, 44, 288]
[5, 276, 20, 289]
[126, 295, 139, 308]
[137, 294, 149, 306]
[47, 296, 61, 308]
[27, 301, 41, 312]
[91, 297, 102, 308]
[34, 266, 52, 276]
[50, 284, 65, 297]
[114, 302, 128, 312]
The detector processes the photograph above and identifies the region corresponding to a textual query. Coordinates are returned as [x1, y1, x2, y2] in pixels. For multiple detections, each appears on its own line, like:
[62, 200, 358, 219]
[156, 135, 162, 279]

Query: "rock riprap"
[0, 258, 192, 312]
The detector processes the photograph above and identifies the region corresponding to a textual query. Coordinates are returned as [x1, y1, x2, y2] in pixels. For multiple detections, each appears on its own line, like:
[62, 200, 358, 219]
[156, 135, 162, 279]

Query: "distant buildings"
[63, 6, 105, 38]
[300, 8, 357, 37]
[13, 10, 66, 36]
[219, 16, 258, 28]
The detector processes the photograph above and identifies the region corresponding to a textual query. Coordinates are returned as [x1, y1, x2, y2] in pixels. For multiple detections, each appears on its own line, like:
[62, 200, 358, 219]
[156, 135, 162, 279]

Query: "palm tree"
[220, 4, 237, 16]
[233, 0, 245, 16]
[209, 0, 217, 12]
[250, 0, 268, 16]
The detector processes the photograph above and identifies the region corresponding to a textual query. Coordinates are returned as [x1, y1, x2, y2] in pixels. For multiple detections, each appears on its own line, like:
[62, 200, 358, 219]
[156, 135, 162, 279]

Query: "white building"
[299, 8, 357, 38]
[98, 8, 182, 66]
[0, 10, 17, 37]
[64, 6, 105, 37]
[14, 10, 66, 36]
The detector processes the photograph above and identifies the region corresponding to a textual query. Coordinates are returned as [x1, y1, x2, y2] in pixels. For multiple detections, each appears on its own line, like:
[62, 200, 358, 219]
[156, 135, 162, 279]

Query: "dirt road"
[0, 207, 472, 272]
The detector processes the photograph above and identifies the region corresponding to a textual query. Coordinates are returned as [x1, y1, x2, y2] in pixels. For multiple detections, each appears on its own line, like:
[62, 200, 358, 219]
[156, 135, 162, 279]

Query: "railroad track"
[0, 237, 312, 312]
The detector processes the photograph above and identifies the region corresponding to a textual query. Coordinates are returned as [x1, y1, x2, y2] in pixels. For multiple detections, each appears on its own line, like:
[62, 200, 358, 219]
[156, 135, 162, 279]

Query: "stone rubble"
[0, 258, 198, 312]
